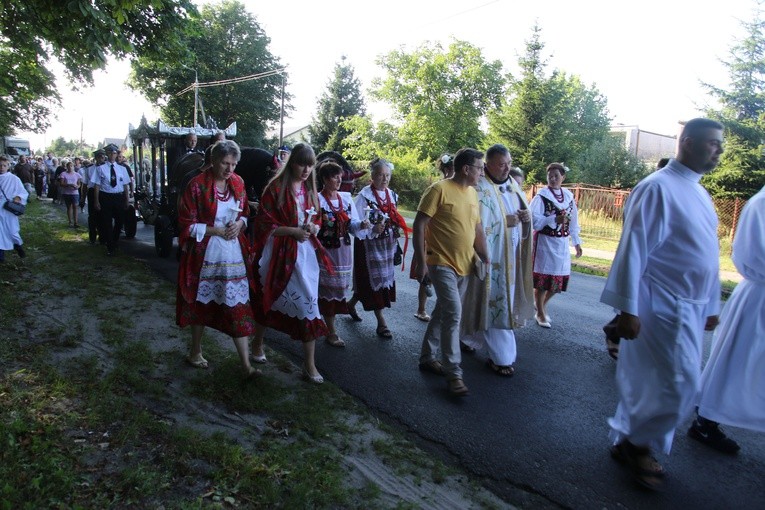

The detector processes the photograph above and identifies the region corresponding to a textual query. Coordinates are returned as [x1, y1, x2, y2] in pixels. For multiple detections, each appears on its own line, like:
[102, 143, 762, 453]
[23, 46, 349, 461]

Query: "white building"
[610, 125, 677, 163]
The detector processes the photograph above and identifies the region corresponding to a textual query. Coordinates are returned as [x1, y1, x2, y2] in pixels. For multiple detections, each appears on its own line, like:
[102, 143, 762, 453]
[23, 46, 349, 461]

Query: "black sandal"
[376, 325, 392, 339]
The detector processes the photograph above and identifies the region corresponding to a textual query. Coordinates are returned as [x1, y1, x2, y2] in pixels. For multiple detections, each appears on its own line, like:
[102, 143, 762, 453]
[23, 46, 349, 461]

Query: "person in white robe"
[600, 118, 724, 490]
[0, 156, 29, 262]
[461, 144, 535, 375]
[689, 184, 765, 453]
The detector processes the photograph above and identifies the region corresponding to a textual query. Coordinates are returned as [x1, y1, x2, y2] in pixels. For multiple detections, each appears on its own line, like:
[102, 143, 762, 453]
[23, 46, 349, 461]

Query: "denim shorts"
[62, 194, 79, 207]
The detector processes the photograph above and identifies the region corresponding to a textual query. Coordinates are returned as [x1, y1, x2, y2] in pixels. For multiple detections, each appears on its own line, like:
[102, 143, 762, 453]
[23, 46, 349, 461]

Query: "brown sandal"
[487, 359, 515, 377]
[418, 359, 444, 376]
[447, 378, 469, 396]
[610, 440, 665, 491]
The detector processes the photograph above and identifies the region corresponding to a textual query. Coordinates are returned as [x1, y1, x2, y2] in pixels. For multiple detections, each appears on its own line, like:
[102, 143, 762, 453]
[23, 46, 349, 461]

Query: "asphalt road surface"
[116, 220, 764, 510]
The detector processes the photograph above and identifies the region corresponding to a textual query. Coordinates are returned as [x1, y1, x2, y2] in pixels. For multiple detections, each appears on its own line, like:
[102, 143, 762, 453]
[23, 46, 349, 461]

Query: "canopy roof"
[128, 116, 236, 142]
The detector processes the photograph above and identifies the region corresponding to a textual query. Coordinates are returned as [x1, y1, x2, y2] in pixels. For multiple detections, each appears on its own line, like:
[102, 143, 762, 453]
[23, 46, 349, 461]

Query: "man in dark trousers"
[80, 149, 106, 244]
[90, 144, 130, 256]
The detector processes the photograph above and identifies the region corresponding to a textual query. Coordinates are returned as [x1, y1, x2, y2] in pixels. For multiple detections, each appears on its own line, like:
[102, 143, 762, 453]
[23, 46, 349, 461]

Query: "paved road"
[118, 220, 764, 510]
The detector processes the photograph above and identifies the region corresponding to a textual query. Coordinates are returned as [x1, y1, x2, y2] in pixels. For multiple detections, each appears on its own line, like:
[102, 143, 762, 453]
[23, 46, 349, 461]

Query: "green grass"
[1, 201, 494, 509]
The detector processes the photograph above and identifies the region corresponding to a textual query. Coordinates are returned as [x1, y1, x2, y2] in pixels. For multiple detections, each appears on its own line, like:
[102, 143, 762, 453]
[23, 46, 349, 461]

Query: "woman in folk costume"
[347, 157, 411, 339]
[0, 155, 28, 262]
[176, 140, 260, 378]
[529, 163, 582, 328]
[689, 185, 765, 454]
[460, 144, 535, 376]
[250, 143, 332, 384]
[316, 161, 371, 348]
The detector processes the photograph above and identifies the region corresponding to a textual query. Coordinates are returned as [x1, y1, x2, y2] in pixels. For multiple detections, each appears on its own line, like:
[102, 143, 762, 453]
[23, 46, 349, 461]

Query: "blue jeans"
[419, 265, 468, 380]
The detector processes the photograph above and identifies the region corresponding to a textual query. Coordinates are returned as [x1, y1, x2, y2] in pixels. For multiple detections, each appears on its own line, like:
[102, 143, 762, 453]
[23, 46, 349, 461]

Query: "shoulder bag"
[1, 184, 25, 216]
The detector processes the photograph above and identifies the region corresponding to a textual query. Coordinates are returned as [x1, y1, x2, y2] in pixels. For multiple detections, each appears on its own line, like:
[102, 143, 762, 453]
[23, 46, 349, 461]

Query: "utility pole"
[193, 69, 199, 128]
[279, 72, 285, 148]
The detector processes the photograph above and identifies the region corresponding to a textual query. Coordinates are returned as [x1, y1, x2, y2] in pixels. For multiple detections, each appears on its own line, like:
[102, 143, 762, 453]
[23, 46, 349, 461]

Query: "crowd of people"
[3, 118, 762, 493]
[172, 123, 762, 492]
[171, 138, 583, 389]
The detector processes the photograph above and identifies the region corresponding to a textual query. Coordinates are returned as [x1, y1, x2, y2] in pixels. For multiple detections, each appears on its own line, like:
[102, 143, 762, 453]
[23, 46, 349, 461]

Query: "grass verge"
[0, 199, 508, 509]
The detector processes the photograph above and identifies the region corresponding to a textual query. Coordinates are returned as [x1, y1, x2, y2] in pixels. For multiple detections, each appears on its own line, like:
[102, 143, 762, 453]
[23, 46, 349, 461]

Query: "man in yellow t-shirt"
[413, 147, 490, 397]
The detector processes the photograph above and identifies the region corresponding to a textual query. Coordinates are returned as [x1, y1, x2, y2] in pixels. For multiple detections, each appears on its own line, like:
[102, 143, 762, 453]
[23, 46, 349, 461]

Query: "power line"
[174, 67, 287, 96]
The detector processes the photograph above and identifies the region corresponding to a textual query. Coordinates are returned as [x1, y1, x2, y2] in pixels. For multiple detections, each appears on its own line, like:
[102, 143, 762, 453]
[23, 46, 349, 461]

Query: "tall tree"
[571, 135, 648, 188]
[371, 40, 505, 160]
[309, 57, 366, 152]
[129, 0, 286, 146]
[0, 0, 194, 134]
[488, 24, 612, 183]
[701, 1, 765, 199]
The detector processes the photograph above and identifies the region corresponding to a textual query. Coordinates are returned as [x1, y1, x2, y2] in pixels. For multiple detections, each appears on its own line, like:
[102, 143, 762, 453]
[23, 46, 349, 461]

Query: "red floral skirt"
[533, 273, 569, 293]
[176, 293, 257, 338]
[319, 298, 349, 316]
[253, 307, 328, 342]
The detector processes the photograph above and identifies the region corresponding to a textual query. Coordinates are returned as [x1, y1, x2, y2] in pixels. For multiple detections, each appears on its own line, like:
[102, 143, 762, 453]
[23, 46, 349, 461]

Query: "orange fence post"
[730, 197, 741, 244]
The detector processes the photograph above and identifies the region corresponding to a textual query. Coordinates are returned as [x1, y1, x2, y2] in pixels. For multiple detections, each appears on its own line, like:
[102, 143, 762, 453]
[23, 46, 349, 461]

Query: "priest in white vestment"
[690, 184, 765, 452]
[461, 145, 535, 375]
[600, 118, 724, 490]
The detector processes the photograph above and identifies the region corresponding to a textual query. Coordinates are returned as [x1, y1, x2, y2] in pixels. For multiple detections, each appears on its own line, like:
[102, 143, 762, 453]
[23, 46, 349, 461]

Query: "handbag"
[0, 185, 25, 216]
[393, 242, 403, 266]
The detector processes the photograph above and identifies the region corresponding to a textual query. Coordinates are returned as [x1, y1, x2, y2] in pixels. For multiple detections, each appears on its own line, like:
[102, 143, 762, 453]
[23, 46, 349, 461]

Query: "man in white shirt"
[601, 118, 724, 490]
[90, 144, 130, 256]
[80, 150, 106, 244]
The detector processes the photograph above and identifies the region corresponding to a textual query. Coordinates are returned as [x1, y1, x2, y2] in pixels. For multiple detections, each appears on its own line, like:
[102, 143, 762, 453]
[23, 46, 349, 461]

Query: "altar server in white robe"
[0, 155, 29, 262]
[600, 118, 724, 490]
[689, 184, 765, 454]
[461, 144, 535, 376]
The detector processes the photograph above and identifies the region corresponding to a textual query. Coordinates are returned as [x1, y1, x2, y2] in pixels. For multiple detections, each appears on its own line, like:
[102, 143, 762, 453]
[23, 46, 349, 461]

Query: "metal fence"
[527, 183, 747, 253]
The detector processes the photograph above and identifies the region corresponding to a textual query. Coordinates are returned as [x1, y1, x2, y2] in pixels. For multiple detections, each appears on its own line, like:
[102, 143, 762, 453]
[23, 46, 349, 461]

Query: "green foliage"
[129, 0, 285, 146]
[387, 149, 438, 209]
[371, 39, 505, 160]
[45, 137, 95, 158]
[340, 115, 399, 161]
[571, 134, 649, 188]
[488, 24, 612, 183]
[702, 4, 765, 198]
[309, 57, 366, 152]
[0, 0, 194, 134]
